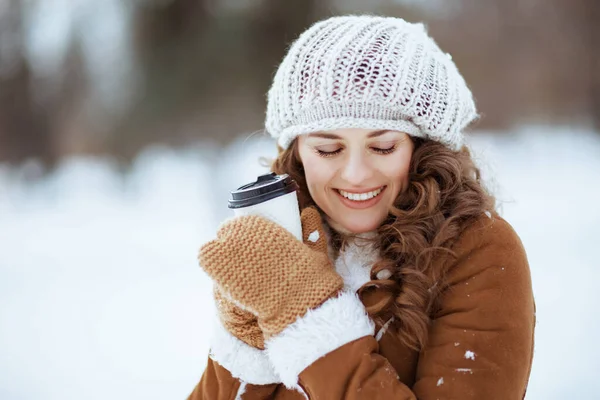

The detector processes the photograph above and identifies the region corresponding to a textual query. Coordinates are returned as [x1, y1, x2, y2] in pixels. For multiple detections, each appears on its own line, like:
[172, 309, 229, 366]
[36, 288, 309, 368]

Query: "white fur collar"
[323, 224, 381, 293]
[334, 238, 380, 293]
[265, 290, 375, 389]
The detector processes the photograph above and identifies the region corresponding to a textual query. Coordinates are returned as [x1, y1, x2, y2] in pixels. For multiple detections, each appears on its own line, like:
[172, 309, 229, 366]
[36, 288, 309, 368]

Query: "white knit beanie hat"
[265, 15, 477, 151]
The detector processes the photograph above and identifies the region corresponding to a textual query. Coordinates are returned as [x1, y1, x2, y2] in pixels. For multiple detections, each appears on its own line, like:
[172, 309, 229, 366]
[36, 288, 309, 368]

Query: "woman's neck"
[323, 215, 379, 261]
[325, 215, 378, 240]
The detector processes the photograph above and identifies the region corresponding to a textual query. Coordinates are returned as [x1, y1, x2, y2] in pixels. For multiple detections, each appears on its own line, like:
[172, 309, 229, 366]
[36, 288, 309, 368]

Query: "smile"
[335, 186, 385, 202]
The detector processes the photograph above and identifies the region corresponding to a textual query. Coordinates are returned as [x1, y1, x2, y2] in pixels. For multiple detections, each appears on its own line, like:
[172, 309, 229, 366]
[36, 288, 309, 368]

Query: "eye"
[313, 144, 397, 157]
[371, 145, 397, 155]
[315, 148, 343, 157]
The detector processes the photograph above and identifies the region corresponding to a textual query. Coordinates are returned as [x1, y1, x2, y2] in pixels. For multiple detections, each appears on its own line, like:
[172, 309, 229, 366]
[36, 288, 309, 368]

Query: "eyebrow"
[307, 129, 394, 140]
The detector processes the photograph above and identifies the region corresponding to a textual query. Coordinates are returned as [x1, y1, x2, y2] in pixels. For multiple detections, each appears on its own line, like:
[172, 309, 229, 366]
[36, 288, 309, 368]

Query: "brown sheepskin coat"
[188, 213, 535, 399]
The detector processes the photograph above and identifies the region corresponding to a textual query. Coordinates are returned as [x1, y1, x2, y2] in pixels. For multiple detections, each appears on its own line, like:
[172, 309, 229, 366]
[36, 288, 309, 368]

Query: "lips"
[333, 186, 387, 210]
[338, 187, 384, 201]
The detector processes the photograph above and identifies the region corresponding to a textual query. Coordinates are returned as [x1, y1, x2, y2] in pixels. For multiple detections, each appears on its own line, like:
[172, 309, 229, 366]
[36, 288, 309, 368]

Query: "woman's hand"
[199, 207, 343, 339]
[213, 286, 265, 349]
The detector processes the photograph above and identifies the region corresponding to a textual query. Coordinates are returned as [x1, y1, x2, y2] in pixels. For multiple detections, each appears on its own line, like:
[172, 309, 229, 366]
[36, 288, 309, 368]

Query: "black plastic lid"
[228, 173, 299, 209]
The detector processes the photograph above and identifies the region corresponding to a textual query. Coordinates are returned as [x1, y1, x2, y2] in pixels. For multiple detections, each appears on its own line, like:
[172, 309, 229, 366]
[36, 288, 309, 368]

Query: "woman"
[189, 15, 535, 399]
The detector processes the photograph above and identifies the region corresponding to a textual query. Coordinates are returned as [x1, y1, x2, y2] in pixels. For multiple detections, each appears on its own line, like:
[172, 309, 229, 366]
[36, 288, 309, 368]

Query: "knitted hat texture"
[265, 15, 477, 150]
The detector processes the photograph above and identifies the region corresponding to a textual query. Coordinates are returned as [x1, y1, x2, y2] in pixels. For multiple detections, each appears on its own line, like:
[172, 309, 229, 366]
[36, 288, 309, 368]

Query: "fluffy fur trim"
[323, 224, 380, 293]
[334, 240, 378, 292]
[209, 321, 280, 385]
[265, 290, 375, 388]
[234, 382, 247, 400]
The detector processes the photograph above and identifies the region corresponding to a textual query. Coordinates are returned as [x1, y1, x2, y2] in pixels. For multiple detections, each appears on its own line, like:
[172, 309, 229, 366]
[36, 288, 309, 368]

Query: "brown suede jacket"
[188, 213, 535, 399]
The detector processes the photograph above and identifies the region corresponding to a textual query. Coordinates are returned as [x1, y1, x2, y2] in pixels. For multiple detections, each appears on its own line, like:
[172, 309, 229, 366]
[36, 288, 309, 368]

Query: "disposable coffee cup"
[228, 173, 302, 241]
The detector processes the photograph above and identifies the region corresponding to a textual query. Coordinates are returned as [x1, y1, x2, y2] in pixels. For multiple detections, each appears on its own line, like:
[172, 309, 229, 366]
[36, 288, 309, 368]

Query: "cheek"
[384, 152, 412, 190]
[303, 160, 333, 190]
[300, 153, 335, 194]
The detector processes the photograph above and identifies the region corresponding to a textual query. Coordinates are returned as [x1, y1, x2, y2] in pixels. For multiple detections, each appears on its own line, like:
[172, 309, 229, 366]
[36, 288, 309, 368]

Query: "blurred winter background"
[0, 0, 599, 399]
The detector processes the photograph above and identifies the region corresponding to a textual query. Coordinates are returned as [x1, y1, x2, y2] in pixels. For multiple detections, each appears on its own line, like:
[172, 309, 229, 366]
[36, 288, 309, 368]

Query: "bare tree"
[0, 0, 57, 166]
[588, 0, 600, 130]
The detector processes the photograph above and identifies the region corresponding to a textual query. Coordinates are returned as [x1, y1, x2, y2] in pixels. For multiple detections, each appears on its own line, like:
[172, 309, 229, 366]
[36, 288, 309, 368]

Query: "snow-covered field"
[1, 127, 599, 399]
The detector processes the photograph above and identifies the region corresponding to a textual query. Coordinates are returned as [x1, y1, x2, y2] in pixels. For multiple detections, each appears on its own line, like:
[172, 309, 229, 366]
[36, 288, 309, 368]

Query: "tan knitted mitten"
[199, 207, 343, 339]
[213, 286, 265, 349]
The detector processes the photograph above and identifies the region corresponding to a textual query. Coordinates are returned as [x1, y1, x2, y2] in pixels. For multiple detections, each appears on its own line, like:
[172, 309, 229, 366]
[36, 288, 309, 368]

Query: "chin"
[331, 217, 382, 235]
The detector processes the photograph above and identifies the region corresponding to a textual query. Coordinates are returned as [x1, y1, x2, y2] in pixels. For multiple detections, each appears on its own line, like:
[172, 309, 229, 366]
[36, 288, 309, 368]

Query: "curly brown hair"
[270, 136, 496, 351]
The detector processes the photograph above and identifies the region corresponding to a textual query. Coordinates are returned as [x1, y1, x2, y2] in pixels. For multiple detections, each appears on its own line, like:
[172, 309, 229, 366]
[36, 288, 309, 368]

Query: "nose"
[340, 151, 375, 186]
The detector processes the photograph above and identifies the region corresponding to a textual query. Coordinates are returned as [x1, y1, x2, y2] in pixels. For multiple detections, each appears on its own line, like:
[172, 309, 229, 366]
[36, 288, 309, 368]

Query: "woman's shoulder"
[442, 211, 530, 285]
[454, 211, 525, 257]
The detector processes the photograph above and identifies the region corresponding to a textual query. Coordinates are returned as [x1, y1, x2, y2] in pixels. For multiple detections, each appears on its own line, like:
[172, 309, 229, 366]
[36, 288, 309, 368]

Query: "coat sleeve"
[187, 321, 280, 400]
[265, 215, 535, 400]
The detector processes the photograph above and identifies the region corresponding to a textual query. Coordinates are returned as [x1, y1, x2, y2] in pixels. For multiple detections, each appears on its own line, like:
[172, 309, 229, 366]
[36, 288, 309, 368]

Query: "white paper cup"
[228, 173, 302, 241]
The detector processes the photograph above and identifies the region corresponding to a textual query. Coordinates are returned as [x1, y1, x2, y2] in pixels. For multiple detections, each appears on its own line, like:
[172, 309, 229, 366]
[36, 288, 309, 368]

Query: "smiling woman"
[190, 14, 535, 400]
[297, 128, 414, 233]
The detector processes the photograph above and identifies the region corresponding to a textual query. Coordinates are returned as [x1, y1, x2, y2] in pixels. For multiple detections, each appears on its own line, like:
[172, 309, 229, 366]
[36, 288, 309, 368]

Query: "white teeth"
[338, 187, 383, 201]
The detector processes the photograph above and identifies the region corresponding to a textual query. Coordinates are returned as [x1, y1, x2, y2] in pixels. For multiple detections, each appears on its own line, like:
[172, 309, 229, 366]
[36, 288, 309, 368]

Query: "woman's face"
[297, 128, 414, 234]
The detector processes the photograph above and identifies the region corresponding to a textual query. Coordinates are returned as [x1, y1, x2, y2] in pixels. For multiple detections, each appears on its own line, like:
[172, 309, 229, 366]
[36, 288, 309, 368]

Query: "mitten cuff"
[209, 320, 280, 385]
[265, 290, 375, 388]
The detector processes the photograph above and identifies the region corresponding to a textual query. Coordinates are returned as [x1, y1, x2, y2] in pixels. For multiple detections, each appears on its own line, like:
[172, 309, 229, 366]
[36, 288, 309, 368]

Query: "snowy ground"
[1, 127, 599, 399]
